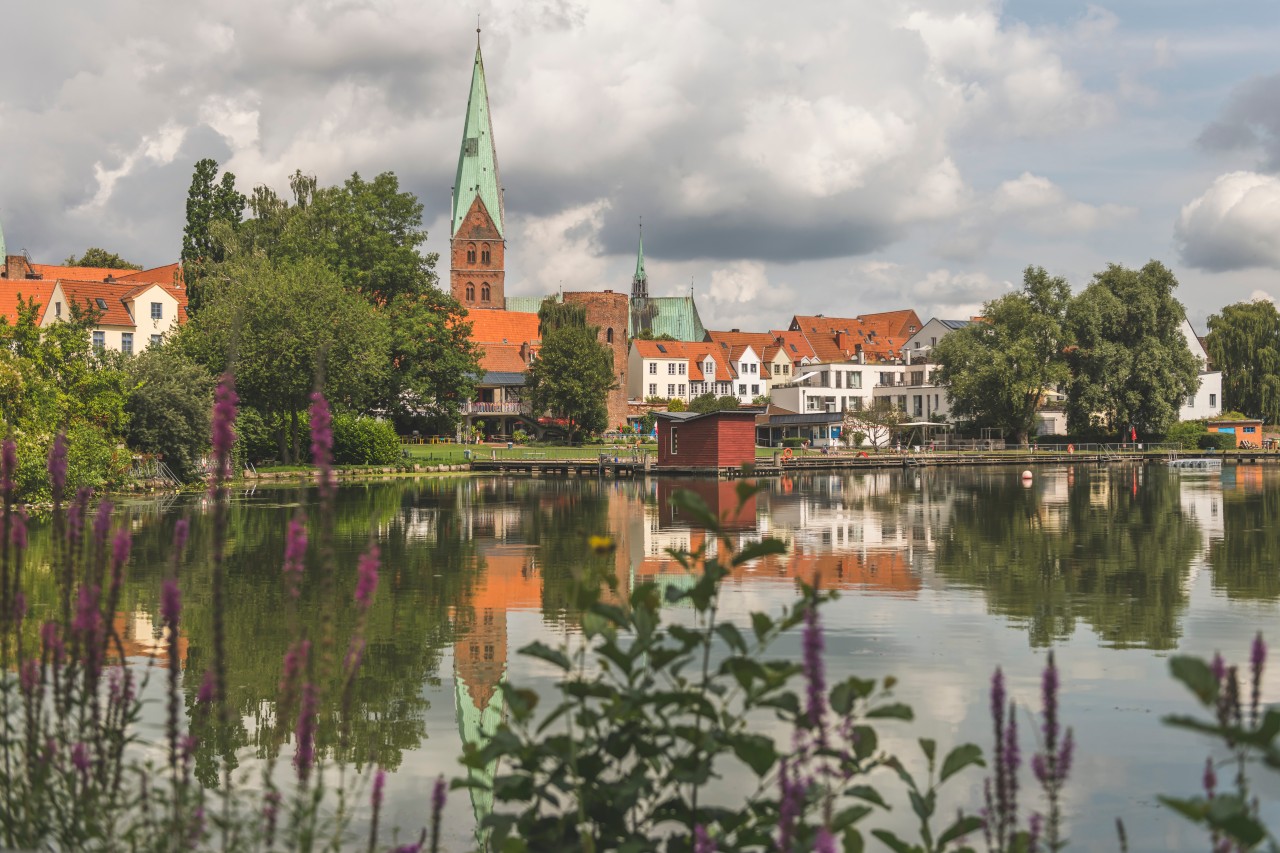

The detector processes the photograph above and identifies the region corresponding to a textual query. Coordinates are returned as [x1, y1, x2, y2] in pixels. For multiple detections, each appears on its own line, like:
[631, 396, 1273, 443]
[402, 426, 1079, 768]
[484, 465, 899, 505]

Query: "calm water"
[23, 464, 1280, 851]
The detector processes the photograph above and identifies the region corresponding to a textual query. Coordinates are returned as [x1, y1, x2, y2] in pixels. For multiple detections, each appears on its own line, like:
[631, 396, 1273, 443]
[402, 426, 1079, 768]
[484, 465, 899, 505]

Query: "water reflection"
[15, 463, 1280, 847]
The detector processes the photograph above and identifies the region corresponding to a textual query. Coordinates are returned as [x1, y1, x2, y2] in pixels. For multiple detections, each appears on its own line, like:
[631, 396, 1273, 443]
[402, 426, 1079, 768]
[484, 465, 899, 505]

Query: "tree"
[1205, 300, 1280, 422]
[384, 289, 482, 434]
[527, 306, 615, 445]
[843, 400, 910, 450]
[241, 170, 436, 304]
[933, 266, 1073, 444]
[174, 255, 390, 462]
[124, 346, 215, 482]
[689, 393, 742, 414]
[181, 158, 246, 313]
[64, 248, 142, 270]
[1066, 261, 1199, 436]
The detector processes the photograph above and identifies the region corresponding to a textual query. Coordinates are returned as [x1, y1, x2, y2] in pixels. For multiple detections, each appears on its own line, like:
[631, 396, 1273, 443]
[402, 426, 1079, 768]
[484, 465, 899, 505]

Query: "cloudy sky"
[2, 0, 1278, 332]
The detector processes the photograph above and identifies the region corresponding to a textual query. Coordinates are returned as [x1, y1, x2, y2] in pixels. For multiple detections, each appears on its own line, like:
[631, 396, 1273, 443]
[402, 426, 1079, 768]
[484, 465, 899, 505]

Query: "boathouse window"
[670, 426, 678, 455]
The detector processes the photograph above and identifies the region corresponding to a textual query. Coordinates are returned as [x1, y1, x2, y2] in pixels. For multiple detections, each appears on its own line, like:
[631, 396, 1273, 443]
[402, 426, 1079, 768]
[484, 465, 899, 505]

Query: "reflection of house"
[118, 611, 189, 664]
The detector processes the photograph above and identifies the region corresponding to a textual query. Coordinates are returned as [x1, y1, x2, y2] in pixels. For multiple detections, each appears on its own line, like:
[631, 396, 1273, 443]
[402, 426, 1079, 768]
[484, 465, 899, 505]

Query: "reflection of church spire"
[631, 222, 648, 299]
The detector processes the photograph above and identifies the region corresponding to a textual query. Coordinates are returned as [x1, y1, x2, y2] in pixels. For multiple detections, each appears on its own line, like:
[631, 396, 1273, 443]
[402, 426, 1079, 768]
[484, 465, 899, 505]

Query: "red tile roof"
[55, 280, 138, 326]
[770, 330, 818, 364]
[480, 344, 533, 373]
[631, 339, 735, 382]
[0, 280, 56, 325]
[468, 310, 540, 345]
[788, 310, 923, 364]
[118, 263, 183, 285]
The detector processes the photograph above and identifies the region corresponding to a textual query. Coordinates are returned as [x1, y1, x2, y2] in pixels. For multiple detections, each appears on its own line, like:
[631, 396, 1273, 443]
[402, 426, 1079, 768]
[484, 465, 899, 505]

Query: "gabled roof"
[118, 263, 183, 286]
[0, 280, 55, 325]
[631, 339, 736, 382]
[467, 310, 540, 346]
[451, 41, 504, 238]
[629, 295, 707, 342]
[56, 279, 138, 326]
[769, 330, 818, 363]
[478, 345, 531, 374]
[939, 319, 972, 331]
[30, 264, 136, 282]
[787, 309, 922, 364]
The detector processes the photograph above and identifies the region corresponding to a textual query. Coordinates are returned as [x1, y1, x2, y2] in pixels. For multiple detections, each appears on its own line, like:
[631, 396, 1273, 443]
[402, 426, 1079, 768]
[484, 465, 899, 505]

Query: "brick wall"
[565, 290, 630, 429]
[450, 196, 505, 310]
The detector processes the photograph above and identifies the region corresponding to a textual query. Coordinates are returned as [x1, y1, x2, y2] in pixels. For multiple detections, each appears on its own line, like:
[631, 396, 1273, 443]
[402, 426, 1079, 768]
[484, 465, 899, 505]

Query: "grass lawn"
[401, 443, 652, 463]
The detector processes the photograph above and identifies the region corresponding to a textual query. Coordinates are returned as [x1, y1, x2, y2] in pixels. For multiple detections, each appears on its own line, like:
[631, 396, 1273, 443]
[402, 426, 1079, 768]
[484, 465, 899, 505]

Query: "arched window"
[606, 328, 614, 344]
[481, 283, 491, 302]
[466, 284, 475, 301]
[466, 243, 477, 264]
[481, 243, 492, 264]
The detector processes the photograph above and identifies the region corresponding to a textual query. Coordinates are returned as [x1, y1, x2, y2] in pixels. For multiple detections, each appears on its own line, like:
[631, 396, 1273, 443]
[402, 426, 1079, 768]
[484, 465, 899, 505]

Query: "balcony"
[462, 401, 525, 415]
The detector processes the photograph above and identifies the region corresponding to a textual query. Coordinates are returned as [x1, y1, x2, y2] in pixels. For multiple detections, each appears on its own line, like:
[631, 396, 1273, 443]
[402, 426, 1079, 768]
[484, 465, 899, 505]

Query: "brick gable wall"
[451, 195, 505, 310]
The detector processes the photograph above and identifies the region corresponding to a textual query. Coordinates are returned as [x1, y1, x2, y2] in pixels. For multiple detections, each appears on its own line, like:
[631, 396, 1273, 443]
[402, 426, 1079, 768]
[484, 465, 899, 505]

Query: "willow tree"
[1205, 299, 1280, 422]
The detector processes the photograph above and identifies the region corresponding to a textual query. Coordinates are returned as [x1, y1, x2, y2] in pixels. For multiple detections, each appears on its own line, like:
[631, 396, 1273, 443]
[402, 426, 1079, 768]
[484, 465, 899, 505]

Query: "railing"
[461, 402, 526, 414]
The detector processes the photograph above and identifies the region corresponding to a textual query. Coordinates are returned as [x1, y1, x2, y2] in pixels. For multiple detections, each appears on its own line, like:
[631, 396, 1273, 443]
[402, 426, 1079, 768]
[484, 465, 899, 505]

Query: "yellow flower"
[588, 535, 616, 554]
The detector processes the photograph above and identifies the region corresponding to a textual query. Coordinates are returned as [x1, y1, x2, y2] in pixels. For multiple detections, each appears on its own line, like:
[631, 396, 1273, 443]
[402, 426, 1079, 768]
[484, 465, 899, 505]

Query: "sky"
[2, 0, 1279, 333]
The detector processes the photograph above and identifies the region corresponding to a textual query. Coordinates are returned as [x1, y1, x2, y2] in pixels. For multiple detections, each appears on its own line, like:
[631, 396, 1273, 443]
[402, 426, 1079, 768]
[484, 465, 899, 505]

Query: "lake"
[23, 463, 1280, 851]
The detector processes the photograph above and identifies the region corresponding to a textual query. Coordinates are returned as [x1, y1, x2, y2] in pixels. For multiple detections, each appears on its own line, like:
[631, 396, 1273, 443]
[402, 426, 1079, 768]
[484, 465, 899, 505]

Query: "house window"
[151, 334, 163, 347]
[930, 337, 937, 347]
[649, 383, 657, 396]
[151, 302, 162, 320]
[1245, 426, 1257, 433]
[466, 284, 475, 301]
[705, 361, 713, 375]
[849, 371, 862, 389]
[481, 283, 491, 302]
[481, 244, 491, 264]
[739, 384, 747, 395]
[121, 333, 133, 355]
[679, 384, 686, 395]
[741, 362, 748, 373]
[95, 297, 108, 311]
[467, 243, 477, 263]
[649, 363, 657, 374]
[606, 328, 613, 344]
[751, 384, 759, 395]
[55, 301, 62, 318]
[678, 363, 686, 375]
[92, 331, 105, 350]
[668, 384, 676, 396]
[751, 363, 757, 373]
[1187, 395, 1196, 407]
[1210, 394, 1217, 407]
[668, 363, 677, 375]
[670, 427, 678, 455]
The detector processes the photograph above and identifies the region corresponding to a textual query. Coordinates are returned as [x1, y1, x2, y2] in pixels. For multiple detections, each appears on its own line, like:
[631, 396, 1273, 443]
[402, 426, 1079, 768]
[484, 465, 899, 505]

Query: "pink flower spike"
[161, 579, 181, 627]
[372, 768, 386, 811]
[172, 519, 190, 555]
[283, 515, 308, 596]
[355, 543, 380, 610]
[197, 669, 216, 705]
[309, 392, 334, 494]
[10, 506, 27, 550]
[211, 373, 239, 475]
[48, 432, 68, 497]
[1, 438, 16, 494]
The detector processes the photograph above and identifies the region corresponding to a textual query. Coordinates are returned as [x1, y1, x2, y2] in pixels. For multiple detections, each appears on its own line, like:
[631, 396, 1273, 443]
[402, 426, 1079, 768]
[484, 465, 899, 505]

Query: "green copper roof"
[502, 294, 552, 314]
[634, 229, 646, 284]
[452, 42, 504, 238]
[455, 667, 506, 846]
[629, 295, 707, 342]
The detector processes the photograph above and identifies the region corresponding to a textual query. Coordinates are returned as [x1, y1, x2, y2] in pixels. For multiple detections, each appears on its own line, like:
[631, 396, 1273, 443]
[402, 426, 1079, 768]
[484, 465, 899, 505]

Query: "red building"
[655, 410, 759, 469]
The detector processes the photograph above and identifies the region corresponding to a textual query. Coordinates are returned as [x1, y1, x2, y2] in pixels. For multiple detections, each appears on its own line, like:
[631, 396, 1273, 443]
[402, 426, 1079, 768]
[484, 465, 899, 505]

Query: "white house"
[1179, 317, 1222, 421]
[627, 340, 735, 403]
[772, 362, 903, 416]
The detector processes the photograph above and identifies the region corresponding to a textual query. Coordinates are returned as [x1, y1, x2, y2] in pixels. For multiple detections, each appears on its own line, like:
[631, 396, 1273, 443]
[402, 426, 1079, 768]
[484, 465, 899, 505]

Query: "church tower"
[631, 224, 647, 299]
[451, 32, 506, 310]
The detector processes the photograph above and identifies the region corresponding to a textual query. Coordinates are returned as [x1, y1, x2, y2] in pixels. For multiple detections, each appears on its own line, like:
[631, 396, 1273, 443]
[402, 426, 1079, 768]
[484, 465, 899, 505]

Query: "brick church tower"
[450, 33, 505, 310]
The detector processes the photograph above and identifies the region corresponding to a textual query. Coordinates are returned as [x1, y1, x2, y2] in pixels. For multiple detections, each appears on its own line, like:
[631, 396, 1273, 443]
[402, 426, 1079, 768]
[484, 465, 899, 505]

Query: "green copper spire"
[452, 35, 504, 238]
[631, 223, 648, 298]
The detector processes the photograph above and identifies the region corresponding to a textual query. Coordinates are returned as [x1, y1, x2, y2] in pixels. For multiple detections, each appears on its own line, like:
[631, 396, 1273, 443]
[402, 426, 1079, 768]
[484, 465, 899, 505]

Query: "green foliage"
[465, 483, 986, 852]
[528, 317, 615, 444]
[638, 412, 657, 435]
[384, 289, 481, 434]
[844, 400, 911, 449]
[174, 254, 390, 463]
[123, 346, 216, 482]
[63, 247, 142, 270]
[1164, 420, 1207, 449]
[782, 437, 805, 448]
[689, 392, 742, 414]
[181, 158, 246, 313]
[934, 266, 1073, 444]
[331, 413, 400, 465]
[1198, 432, 1235, 451]
[666, 397, 688, 412]
[1066, 261, 1199, 436]
[1206, 300, 1280, 422]
[1161, 636, 1277, 851]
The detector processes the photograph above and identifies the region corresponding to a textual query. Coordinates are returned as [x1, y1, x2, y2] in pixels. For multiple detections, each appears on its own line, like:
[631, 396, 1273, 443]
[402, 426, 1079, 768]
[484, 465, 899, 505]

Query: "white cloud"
[701, 261, 799, 331]
[992, 172, 1134, 233]
[1176, 171, 1280, 271]
[508, 199, 612, 295]
[1250, 289, 1275, 303]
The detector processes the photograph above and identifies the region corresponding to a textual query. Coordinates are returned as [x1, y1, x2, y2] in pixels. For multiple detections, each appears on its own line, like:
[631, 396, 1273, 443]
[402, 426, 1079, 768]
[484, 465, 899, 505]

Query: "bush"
[124, 347, 215, 482]
[1165, 420, 1207, 450]
[331, 413, 400, 465]
[1198, 432, 1236, 451]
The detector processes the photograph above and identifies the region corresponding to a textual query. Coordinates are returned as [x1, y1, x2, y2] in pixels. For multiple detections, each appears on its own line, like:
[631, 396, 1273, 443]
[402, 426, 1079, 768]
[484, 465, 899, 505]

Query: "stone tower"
[450, 33, 505, 310]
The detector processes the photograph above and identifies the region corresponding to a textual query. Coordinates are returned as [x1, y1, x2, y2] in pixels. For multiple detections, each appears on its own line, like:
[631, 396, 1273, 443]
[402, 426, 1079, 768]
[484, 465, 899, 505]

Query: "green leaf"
[715, 623, 748, 654]
[867, 703, 915, 721]
[937, 815, 984, 848]
[851, 725, 879, 761]
[1169, 656, 1219, 706]
[842, 828, 865, 853]
[730, 732, 778, 776]
[732, 537, 788, 566]
[668, 489, 718, 531]
[519, 641, 572, 671]
[940, 744, 985, 784]
[919, 738, 937, 764]
[870, 829, 919, 853]
[831, 680, 855, 716]
[845, 785, 890, 809]
[831, 805, 873, 830]
[750, 611, 775, 642]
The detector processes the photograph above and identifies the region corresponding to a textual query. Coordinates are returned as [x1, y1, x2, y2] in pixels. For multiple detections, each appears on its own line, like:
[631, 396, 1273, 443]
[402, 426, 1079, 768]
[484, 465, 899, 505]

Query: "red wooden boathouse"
[654, 410, 760, 470]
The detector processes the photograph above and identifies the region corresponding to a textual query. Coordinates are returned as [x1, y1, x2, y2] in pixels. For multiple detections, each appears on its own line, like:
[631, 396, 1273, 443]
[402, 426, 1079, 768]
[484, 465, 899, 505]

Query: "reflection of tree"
[103, 481, 482, 779]
[933, 467, 1201, 649]
[1208, 489, 1280, 601]
[516, 479, 616, 619]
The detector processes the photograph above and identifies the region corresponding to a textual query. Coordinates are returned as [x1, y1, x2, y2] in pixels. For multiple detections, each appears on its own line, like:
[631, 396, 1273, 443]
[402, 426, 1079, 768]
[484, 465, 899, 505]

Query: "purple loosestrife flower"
[1042, 654, 1060, 743]
[1004, 701, 1020, 815]
[172, 518, 189, 555]
[41, 621, 64, 664]
[294, 681, 319, 781]
[211, 373, 239, 481]
[19, 659, 39, 696]
[93, 500, 113, 553]
[11, 506, 27, 550]
[12, 591, 26, 626]
[1028, 813, 1043, 853]
[777, 757, 805, 853]
[693, 824, 716, 853]
[309, 391, 334, 495]
[1203, 757, 1217, 798]
[1, 437, 16, 494]
[802, 600, 827, 737]
[283, 515, 307, 596]
[197, 670, 216, 705]
[68, 487, 92, 544]
[356, 542, 380, 610]
[48, 432, 68, 498]
[161, 579, 181, 627]
[814, 827, 837, 853]
[372, 768, 386, 811]
[72, 585, 101, 637]
[280, 639, 309, 695]
[263, 790, 282, 846]
[110, 526, 131, 592]
[1211, 652, 1226, 685]
[71, 742, 91, 774]
[432, 774, 447, 816]
[1250, 632, 1267, 725]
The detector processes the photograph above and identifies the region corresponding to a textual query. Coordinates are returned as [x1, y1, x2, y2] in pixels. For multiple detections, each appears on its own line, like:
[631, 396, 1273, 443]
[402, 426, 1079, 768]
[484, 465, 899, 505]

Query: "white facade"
[41, 281, 183, 354]
[771, 362, 896, 415]
[871, 363, 951, 420]
[1178, 317, 1223, 421]
[729, 345, 764, 404]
